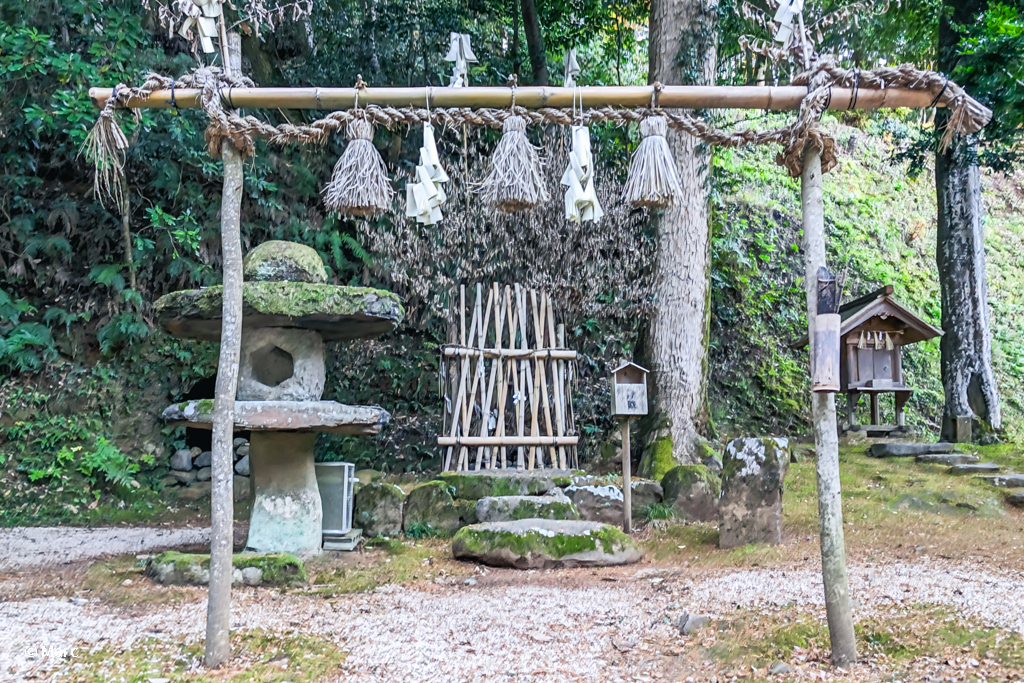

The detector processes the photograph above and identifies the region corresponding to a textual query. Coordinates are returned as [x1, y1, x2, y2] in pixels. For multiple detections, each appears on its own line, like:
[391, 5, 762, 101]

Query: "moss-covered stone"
[146, 551, 307, 587]
[719, 437, 790, 548]
[661, 465, 720, 522]
[439, 470, 563, 500]
[452, 519, 642, 569]
[475, 494, 580, 522]
[354, 482, 405, 537]
[637, 435, 675, 482]
[402, 480, 463, 538]
[243, 240, 328, 284]
[154, 282, 404, 342]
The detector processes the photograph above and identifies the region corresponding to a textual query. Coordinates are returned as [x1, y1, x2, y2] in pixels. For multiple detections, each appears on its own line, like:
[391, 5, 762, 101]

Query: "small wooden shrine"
[793, 285, 942, 434]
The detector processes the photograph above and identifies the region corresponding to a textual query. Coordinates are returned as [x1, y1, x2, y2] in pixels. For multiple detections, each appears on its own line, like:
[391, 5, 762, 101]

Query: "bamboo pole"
[438, 436, 579, 446]
[442, 347, 577, 359]
[89, 84, 945, 113]
[802, 147, 858, 667]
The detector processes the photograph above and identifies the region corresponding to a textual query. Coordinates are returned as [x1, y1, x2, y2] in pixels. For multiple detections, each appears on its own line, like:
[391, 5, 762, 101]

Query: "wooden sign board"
[610, 362, 648, 417]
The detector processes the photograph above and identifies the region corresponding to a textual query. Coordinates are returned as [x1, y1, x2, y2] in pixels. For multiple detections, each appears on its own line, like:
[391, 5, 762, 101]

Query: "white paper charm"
[444, 32, 478, 88]
[560, 125, 603, 223]
[563, 49, 581, 88]
[178, 0, 222, 54]
[405, 123, 449, 225]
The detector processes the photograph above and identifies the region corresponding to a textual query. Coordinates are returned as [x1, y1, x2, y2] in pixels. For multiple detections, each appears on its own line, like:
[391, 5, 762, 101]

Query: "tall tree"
[645, 0, 719, 462]
[935, 0, 1001, 442]
[520, 0, 548, 85]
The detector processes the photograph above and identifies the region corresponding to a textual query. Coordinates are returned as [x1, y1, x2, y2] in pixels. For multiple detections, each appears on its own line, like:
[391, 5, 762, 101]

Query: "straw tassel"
[478, 115, 548, 213]
[83, 101, 136, 211]
[858, 330, 866, 349]
[405, 122, 449, 225]
[622, 116, 683, 208]
[323, 118, 394, 217]
[560, 125, 603, 223]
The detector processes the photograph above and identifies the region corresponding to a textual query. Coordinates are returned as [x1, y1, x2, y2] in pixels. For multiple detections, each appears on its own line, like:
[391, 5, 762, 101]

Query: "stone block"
[452, 519, 642, 569]
[236, 327, 325, 402]
[235, 455, 250, 476]
[564, 484, 624, 525]
[196, 466, 212, 482]
[194, 450, 212, 468]
[869, 442, 954, 458]
[439, 470, 568, 500]
[719, 437, 789, 549]
[233, 475, 251, 501]
[354, 482, 406, 537]
[630, 479, 664, 515]
[662, 465, 720, 522]
[177, 481, 211, 501]
[403, 481, 465, 537]
[169, 469, 197, 485]
[475, 493, 579, 523]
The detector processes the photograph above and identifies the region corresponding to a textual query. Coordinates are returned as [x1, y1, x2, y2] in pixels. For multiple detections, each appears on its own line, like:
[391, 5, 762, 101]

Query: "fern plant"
[77, 437, 140, 490]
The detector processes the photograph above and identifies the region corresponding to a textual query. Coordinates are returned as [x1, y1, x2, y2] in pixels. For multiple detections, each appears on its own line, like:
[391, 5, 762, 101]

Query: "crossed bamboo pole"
[88, 84, 942, 112]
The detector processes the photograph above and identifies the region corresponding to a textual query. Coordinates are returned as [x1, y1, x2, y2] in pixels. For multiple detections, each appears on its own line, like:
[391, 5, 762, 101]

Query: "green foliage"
[77, 437, 142, 490]
[642, 502, 675, 521]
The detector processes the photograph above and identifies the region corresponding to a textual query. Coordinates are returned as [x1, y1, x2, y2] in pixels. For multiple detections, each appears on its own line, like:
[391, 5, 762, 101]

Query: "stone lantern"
[155, 241, 404, 555]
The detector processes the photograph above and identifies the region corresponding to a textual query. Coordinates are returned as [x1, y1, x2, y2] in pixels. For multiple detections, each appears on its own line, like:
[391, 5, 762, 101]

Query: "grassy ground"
[59, 630, 346, 683]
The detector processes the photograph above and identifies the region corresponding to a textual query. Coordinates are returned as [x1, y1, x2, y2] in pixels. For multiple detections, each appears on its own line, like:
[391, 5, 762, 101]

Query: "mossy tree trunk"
[801, 148, 857, 668]
[935, 0, 1001, 442]
[205, 30, 243, 670]
[644, 0, 717, 464]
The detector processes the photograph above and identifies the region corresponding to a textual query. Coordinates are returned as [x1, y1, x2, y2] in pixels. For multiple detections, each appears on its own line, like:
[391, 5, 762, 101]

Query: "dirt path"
[2, 548, 1022, 682]
[0, 525, 214, 571]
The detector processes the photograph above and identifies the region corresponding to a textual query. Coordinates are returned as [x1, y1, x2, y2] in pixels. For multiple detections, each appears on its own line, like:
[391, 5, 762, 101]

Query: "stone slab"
[452, 519, 642, 569]
[475, 494, 579, 523]
[353, 482, 406, 537]
[869, 442, 955, 458]
[154, 282, 404, 342]
[1006, 490, 1024, 508]
[564, 484, 624, 525]
[978, 473, 1024, 488]
[163, 400, 389, 435]
[949, 463, 1000, 475]
[915, 453, 979, 466]
[440, 469, 572, 500]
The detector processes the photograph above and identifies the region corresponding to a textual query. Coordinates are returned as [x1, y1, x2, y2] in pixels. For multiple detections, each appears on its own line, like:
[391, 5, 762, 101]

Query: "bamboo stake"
[534, 291, 557, 466]
[466, 285, 492, 470]
[447, 288, 478, 471]
[508, 287, 525, 468]
[476, 286, 502, 470]
[90, 84, 949, 113]
[549, 307, 566, 470]
[557, 323, 572, 468]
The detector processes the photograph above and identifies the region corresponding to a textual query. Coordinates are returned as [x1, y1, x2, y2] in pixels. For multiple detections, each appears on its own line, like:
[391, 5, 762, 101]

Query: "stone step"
[475, 494, 579, 523]
[452, 519, 642, 569]
[948, 462, 1000, 475]
[916, 453, 980, 466]
[1005, 490, 1024, 508]
[977, 473, 1024, 489]
[869, 442, 955, 458]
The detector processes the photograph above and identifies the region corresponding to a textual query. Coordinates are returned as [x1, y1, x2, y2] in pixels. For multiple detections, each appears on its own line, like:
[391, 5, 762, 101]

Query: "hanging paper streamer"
[323, 119, 394, 217]
[405, 123, 450, 225]
[178, 0, 222, 54]
[563, 49, 581, 88]
[444, 33, 478, 88]
[478, 116, 548, 213]
[560, 125, 603, 223]
[622, 116, 683, 208]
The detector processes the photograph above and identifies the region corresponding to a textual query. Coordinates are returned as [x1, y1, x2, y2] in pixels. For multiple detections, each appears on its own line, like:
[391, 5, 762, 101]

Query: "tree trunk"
[520, 0, 547, 86]
[936, 0, 1000, 442]
[644, 0, 717, 463]
[205, 30, 243, 670]
[801, 148, 858, 668]
[511, 0, 521, 77]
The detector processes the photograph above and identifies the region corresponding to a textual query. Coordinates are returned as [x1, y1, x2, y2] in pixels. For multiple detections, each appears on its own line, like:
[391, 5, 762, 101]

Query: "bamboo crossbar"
[88, 84, 942, 112]
[438, 436, 579, 446]
[443, 346, 577, 360]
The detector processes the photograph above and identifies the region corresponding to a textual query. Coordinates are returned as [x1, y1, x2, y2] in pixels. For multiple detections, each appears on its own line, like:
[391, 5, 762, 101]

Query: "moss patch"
[637, 435, 675, 482]
[453, 521, 633, 559]
[402, 480, 463, 537]
[662, 464, 721, 499]
[147, 551, 308, 587]
[243, 240, 328, 284]
[439, 471, 557, 499]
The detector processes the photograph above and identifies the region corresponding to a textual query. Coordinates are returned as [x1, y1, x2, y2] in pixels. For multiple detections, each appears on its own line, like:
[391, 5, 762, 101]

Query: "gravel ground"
[2, 557, 1023, 682]
[0, 526, 211, 571]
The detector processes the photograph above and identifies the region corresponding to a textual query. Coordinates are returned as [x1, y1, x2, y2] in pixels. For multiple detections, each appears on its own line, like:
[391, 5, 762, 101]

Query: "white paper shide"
[405, 123, 450, 225]
[560, 125, 603, 223]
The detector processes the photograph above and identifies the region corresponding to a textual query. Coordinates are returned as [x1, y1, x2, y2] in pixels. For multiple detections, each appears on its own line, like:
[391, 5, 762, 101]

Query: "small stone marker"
[353, 482, 405, 536]
[719, 437, 789, 549]
[978, 473, 1024, 488]
[661, 465, 719, 522]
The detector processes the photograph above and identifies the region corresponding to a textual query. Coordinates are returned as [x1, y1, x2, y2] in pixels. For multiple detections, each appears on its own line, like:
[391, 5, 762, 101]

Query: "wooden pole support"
[621, 418, 631, 534]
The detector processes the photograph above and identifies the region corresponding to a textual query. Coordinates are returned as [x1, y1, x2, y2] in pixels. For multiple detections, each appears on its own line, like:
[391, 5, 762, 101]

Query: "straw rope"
[85, 60, 991, 206]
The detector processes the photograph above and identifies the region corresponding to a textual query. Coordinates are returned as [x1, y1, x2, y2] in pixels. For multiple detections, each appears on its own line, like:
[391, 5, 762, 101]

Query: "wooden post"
[801, 146, 857, 668]
[205, 29, 243, 670]
[621, 418, 631, 534]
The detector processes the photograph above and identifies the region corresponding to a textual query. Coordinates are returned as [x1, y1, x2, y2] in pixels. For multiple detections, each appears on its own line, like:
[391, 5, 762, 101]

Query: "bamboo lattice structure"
[441, 283, 578, 472]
